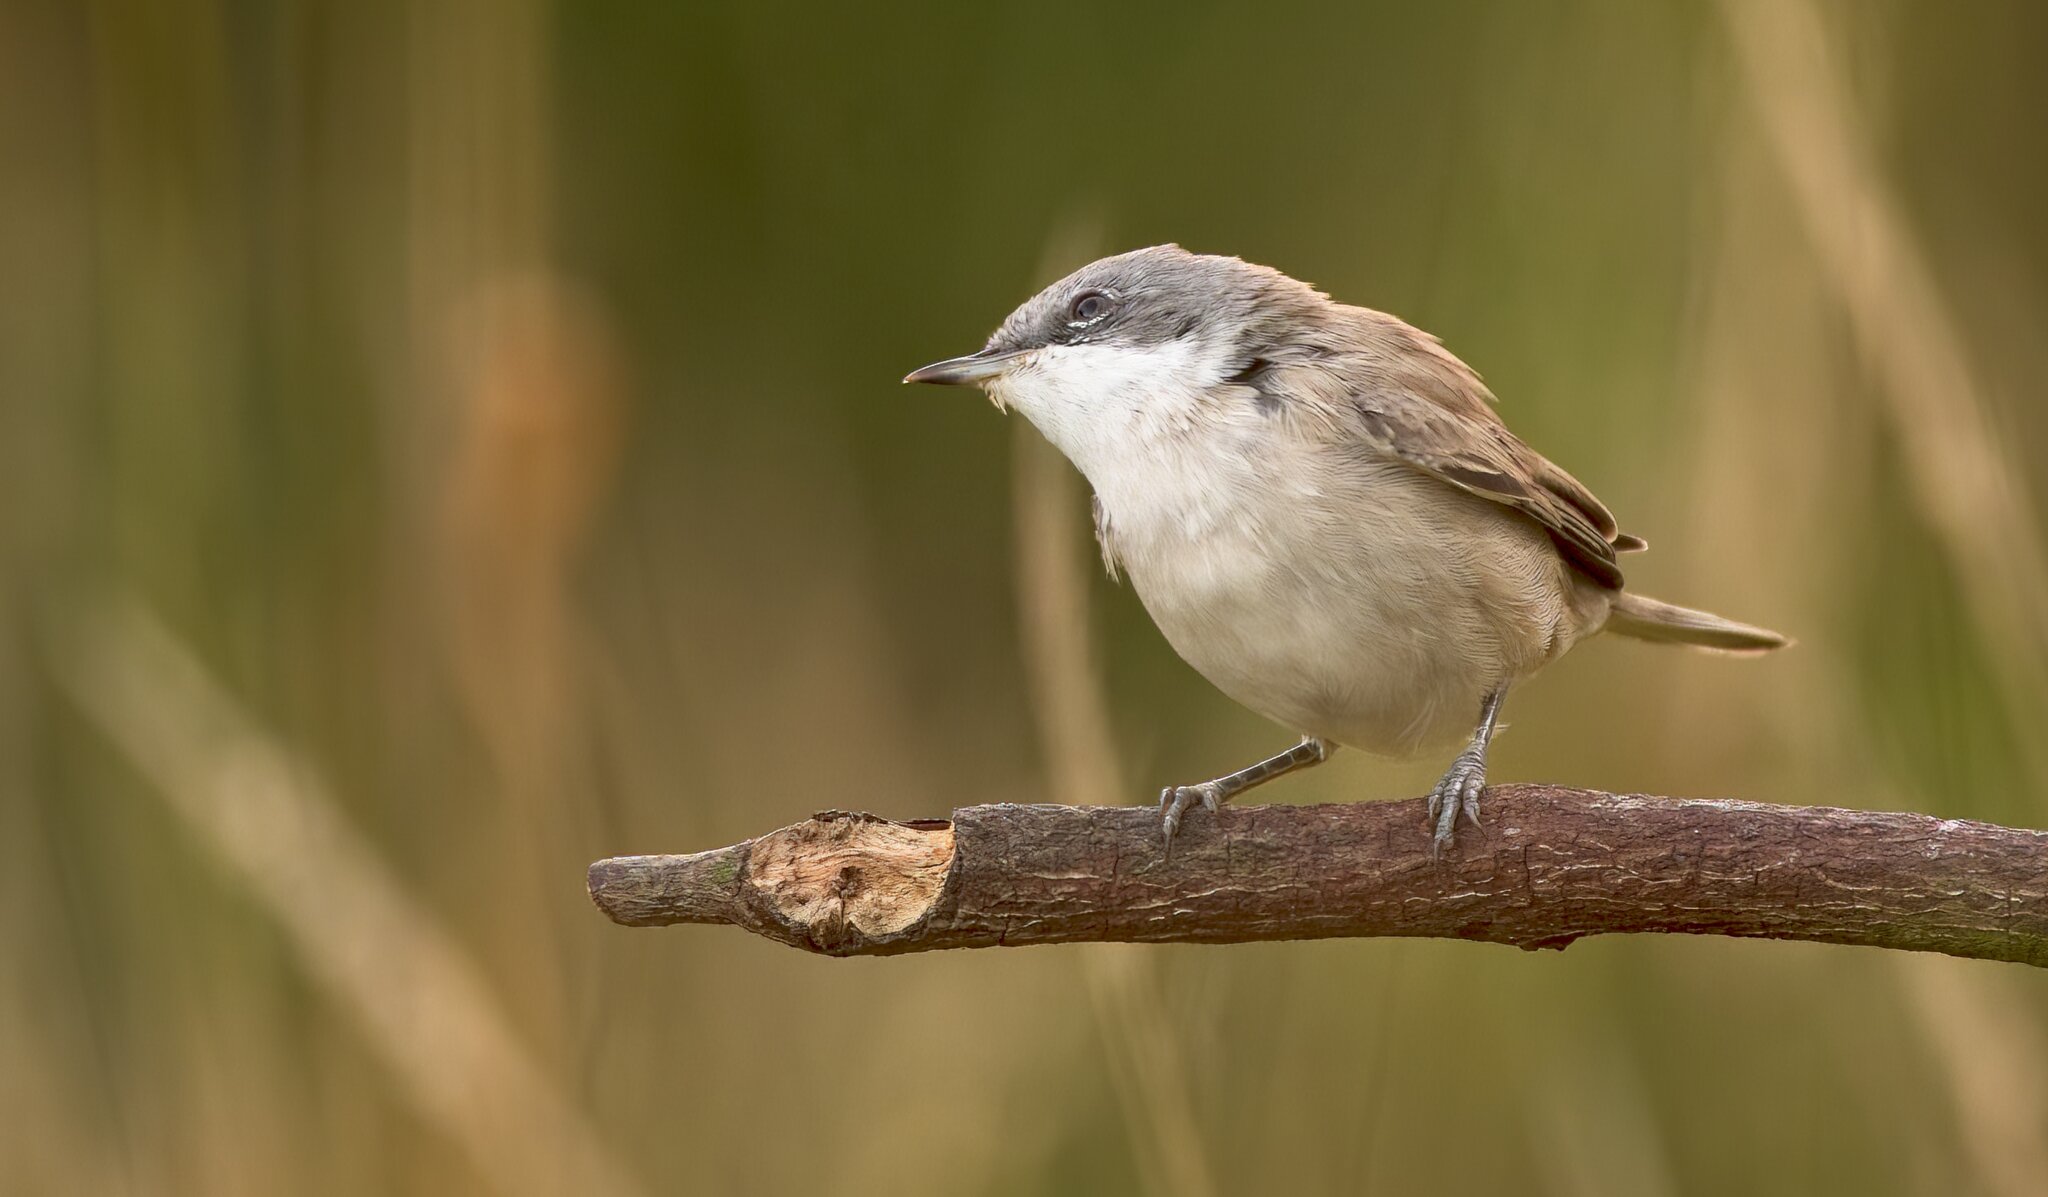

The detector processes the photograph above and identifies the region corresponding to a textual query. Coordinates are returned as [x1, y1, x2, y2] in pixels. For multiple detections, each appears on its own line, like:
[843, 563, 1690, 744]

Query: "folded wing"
[1326, 310, 1641, 589]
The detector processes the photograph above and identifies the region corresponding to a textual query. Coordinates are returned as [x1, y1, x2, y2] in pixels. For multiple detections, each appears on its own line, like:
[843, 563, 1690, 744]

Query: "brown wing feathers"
[1335, 314, 1639, 589]
[1352, 403, 1629, 588]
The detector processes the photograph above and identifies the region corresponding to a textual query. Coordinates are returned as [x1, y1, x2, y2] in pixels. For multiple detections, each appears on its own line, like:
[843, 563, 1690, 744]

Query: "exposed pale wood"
[588, 787, 2048, 967]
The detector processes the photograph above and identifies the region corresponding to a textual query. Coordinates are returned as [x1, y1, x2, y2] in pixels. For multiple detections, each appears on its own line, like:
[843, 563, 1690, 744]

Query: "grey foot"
[1426, 748, 1487, 856]
[1159, 780, 1225, 850]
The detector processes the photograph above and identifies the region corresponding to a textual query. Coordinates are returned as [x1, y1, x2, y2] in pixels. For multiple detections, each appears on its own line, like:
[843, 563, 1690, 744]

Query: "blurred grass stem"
[49, 597, 649, 1197]
[1722, 0, 2048, 786]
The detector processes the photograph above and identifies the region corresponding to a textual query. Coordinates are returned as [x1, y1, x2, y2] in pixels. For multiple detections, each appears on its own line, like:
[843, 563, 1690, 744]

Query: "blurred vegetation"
[4, 1, 2048, 1193]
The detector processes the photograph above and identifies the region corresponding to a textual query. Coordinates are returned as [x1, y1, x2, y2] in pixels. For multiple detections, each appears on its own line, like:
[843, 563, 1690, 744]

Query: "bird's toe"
[1428, 752, 1489, 856]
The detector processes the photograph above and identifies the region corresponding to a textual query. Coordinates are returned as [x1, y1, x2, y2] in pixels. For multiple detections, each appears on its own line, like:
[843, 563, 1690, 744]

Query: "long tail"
[1605, 591, 1790, 654]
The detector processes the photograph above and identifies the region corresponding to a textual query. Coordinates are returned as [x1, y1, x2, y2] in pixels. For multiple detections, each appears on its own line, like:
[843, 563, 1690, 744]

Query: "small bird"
[906, 245, 1786, 853]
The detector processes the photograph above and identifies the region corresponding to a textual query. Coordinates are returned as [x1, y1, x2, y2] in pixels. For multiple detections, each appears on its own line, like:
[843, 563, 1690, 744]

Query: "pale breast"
[1102, 442, 1597, 756]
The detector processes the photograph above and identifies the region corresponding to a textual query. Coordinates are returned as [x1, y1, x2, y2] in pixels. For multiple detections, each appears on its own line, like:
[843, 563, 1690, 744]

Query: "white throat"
[988, 339, 1242, 483]
[988, 337, 1303, 580]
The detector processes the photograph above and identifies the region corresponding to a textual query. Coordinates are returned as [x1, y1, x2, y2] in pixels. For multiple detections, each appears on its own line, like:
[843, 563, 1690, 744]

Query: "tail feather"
[1606, 592, 1789, 654]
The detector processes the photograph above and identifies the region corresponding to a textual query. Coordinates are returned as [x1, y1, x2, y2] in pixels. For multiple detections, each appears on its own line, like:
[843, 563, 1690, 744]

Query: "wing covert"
[1349, 396, 1631, 589]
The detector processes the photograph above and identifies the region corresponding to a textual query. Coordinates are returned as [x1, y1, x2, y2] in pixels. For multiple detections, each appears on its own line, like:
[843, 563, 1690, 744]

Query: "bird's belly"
[1121, 481, 1582, 757]
[1135, 564, 1486, 755]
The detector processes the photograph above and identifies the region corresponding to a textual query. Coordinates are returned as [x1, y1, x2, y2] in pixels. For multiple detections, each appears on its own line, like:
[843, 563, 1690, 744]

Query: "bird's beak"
[902, 348, 1019, 387]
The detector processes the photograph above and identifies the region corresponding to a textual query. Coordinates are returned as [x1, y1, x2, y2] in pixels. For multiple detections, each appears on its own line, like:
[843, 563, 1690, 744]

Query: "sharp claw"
[1158, 781, 1226, 854]
[1160, 785, 1193, 853]
[1426, 752, 1490, 856]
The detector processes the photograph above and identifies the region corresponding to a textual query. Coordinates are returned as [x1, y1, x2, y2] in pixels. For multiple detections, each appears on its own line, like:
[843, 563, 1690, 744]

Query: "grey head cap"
[905, 245, 1329, 386]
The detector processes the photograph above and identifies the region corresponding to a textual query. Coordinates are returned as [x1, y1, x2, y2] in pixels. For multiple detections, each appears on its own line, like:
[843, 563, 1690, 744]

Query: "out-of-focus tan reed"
[51, 598, 650, 1197]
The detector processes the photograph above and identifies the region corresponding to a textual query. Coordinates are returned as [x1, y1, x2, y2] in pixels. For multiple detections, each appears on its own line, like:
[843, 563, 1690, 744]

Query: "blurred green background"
[6, 1, 2048, 1193]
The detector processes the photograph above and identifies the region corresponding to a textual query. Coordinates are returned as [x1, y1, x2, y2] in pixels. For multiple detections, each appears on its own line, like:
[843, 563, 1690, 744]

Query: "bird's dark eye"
[1068, 290, 1112, 324]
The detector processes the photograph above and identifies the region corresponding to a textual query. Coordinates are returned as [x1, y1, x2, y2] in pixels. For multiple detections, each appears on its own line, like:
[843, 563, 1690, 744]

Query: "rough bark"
[587, 786, 2048, 967]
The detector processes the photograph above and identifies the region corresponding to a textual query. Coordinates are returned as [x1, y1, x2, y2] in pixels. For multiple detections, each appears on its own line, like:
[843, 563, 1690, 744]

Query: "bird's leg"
[1160, 736, 1334, 849]
[1428, 687, 1507, 856]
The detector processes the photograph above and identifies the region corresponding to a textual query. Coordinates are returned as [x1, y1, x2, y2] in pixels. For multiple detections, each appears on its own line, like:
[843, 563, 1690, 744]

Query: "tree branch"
[587, 786, 2048, 967]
